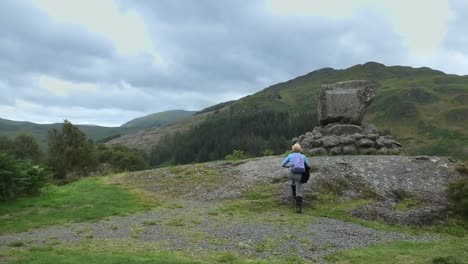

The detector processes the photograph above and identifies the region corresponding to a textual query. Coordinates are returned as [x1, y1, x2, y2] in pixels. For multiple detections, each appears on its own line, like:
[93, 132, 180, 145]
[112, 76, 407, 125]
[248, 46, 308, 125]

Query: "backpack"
[291, 153, 305, 173]
[301, 163, 311, 183]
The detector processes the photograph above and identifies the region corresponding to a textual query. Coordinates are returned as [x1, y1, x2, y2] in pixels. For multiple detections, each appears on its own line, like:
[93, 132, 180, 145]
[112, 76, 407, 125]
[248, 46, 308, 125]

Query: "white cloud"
[268, 0, 452, 56]
[38, 75, 99, 97]
[31, 0, 165, 66]
[0, 99, 143, 126]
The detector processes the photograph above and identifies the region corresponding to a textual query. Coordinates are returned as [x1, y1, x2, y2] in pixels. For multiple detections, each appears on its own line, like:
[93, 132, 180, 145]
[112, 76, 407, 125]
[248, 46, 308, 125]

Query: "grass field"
[0, 177, 154, 234]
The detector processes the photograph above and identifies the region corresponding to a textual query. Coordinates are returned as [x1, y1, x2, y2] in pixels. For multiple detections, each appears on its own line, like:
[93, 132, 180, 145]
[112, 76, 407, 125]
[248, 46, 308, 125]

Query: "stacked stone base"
[293, 123, 402, 156]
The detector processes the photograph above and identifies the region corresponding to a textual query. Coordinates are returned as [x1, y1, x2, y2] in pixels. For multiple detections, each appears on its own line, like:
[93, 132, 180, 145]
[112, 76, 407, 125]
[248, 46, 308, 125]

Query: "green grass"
[326, 237, 468, 264]
[0, 241, 285, 264]
[6, 248, 204, 264]
[0, 177, 154, 234]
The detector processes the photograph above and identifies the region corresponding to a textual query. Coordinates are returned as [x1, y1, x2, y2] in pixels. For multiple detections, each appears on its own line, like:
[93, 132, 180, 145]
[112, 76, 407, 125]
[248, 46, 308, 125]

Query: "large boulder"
[318, 80, 376, 125]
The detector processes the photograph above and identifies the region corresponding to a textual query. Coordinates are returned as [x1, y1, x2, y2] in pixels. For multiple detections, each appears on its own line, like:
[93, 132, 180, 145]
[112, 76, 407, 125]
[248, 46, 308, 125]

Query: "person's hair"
[291, 143, 302, 153]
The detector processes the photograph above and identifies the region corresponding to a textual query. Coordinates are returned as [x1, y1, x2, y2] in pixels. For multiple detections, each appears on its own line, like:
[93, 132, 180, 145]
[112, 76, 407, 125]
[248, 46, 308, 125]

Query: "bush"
[0, 153, 48, 201]
[447, 177, 468, 220]
[96, 144, 149, 172]
[225, 150, 246, 161]
[261, 149, 274, 156]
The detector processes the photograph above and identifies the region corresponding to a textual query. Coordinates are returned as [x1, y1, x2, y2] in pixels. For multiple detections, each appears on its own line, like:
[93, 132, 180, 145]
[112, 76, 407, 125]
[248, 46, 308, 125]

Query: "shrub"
[96, 144, 149, 172]
[0, 153, 48, 201]
[261, 149, 274, 156]
[13, 133, 42, 162]
[447, 177, 468, 220]
[225, 150, 246, 161]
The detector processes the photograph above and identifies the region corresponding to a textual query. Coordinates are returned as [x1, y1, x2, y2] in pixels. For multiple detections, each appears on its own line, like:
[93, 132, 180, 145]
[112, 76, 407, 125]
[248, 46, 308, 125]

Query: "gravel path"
[0, 200, 435, 262]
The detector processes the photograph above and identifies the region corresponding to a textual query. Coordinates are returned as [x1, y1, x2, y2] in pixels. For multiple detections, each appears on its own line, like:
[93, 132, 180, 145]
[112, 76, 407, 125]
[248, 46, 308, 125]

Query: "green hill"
[120, 110, 196, 129]
[0, 110, 200, 149]
[147, 62, 468, 165]
[0, 118, 138, 149]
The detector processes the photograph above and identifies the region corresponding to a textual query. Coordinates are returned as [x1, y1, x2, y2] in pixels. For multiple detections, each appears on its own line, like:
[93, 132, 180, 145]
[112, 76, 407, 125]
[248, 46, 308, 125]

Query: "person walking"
[281, 143, 310, 213]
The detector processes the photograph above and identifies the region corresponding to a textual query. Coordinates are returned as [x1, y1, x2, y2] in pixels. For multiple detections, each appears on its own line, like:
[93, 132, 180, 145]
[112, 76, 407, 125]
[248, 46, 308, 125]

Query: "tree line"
[149, 110, 316, 166]
[0, 120, 149, 201]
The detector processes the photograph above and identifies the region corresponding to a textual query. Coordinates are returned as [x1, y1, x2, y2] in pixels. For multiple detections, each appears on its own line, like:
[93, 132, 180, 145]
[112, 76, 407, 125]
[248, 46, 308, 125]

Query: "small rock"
[362, 124, 378, 134]
[365, 133, 378, 140]
[358, 147, 376, 155]
[339, 136, 355, 145]
[309, 147, 327, 156]
[322, 136, 340, 148]
[356, 138, 374, 148]
[330, 146, 343, 155]
[342, 145, 357, 155]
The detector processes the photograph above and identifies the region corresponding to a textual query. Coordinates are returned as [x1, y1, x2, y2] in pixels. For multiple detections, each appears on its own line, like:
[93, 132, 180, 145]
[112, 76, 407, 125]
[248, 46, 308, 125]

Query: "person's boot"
[295, 196, 303, 213]
[290, 185, 296, 199]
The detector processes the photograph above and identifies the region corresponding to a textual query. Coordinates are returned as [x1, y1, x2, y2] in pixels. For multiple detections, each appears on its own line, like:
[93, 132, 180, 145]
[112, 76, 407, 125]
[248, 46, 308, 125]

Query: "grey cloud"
[0, 1, 114, 84]
[0, 0, 428, 125]
[120, 0, 407, 94]
[443, 0, 468, 54]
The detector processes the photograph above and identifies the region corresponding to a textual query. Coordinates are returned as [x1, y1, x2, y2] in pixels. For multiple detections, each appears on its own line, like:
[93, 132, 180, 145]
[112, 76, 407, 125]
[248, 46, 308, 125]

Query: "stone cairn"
[293, 80, 402, 156]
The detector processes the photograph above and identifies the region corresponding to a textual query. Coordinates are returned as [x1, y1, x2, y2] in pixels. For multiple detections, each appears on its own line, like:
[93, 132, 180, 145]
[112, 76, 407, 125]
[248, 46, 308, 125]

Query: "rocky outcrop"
[318, 80, 376, 126]
[273, 155, 460, 225]
[293, 123, 402, 156]
[294, 80, 402, 155]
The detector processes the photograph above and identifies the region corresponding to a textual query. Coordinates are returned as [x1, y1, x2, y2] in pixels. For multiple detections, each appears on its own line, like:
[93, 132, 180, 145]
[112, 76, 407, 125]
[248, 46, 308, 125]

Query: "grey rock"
[291, 137, 298, 144]
[350, 133, 364, 140]
[318, 80, 376, 125]
[312, 127, 322, 135]
[309, 147, 327, 156]
[350, 202, 449, 226]
[365, 133, 378, 140]
[326, 123, 363, 135]
[356, 138, 375, 148]
[375, 138, 385, 148]
[330, 146, 343, 155]
[322, 136, 340, 148]
[342, 145, 357, 155]
[362, 124, 378, 134]
[358, 147, 376, 155]
[312, 133, 323, 139]
[339, 136, 355, 145]
[300, 137, 314, 148]
[298, 135, 306, 142]
[382, 139, 397, 148]
[311, 139, 323, 147]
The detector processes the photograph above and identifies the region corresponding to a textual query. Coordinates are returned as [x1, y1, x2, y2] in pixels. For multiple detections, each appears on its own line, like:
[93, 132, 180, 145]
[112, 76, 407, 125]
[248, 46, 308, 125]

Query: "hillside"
[0, 118, 139, 149]
[120, 110, 196, 129]
[110, 62, 468, 165]
[106, 112, 211, 152]
[0, 110, 195, 149]
[1, 155, 466, 263]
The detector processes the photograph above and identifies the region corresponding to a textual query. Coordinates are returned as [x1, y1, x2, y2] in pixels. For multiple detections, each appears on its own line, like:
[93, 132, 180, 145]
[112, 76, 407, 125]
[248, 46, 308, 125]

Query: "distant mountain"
[0, 110, 196, 149]
[108, 62, 468, 163]
[0, 118, 135, 149]
[121, 110, 196, 129]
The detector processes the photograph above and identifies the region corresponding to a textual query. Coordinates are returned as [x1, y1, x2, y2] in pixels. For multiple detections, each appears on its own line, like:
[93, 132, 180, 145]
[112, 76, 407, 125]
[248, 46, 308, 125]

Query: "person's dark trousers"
[291, 185, 296, 199]
[295, 196, 303, 213]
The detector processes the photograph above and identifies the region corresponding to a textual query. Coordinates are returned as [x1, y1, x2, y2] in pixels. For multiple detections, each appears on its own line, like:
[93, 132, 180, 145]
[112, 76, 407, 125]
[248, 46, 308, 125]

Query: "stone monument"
[293, 80, 402, 155]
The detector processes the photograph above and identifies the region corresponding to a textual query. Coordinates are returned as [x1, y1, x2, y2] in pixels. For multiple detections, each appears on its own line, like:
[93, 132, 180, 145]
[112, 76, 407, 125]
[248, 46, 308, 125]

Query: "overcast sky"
[1, 0, 467, 126]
